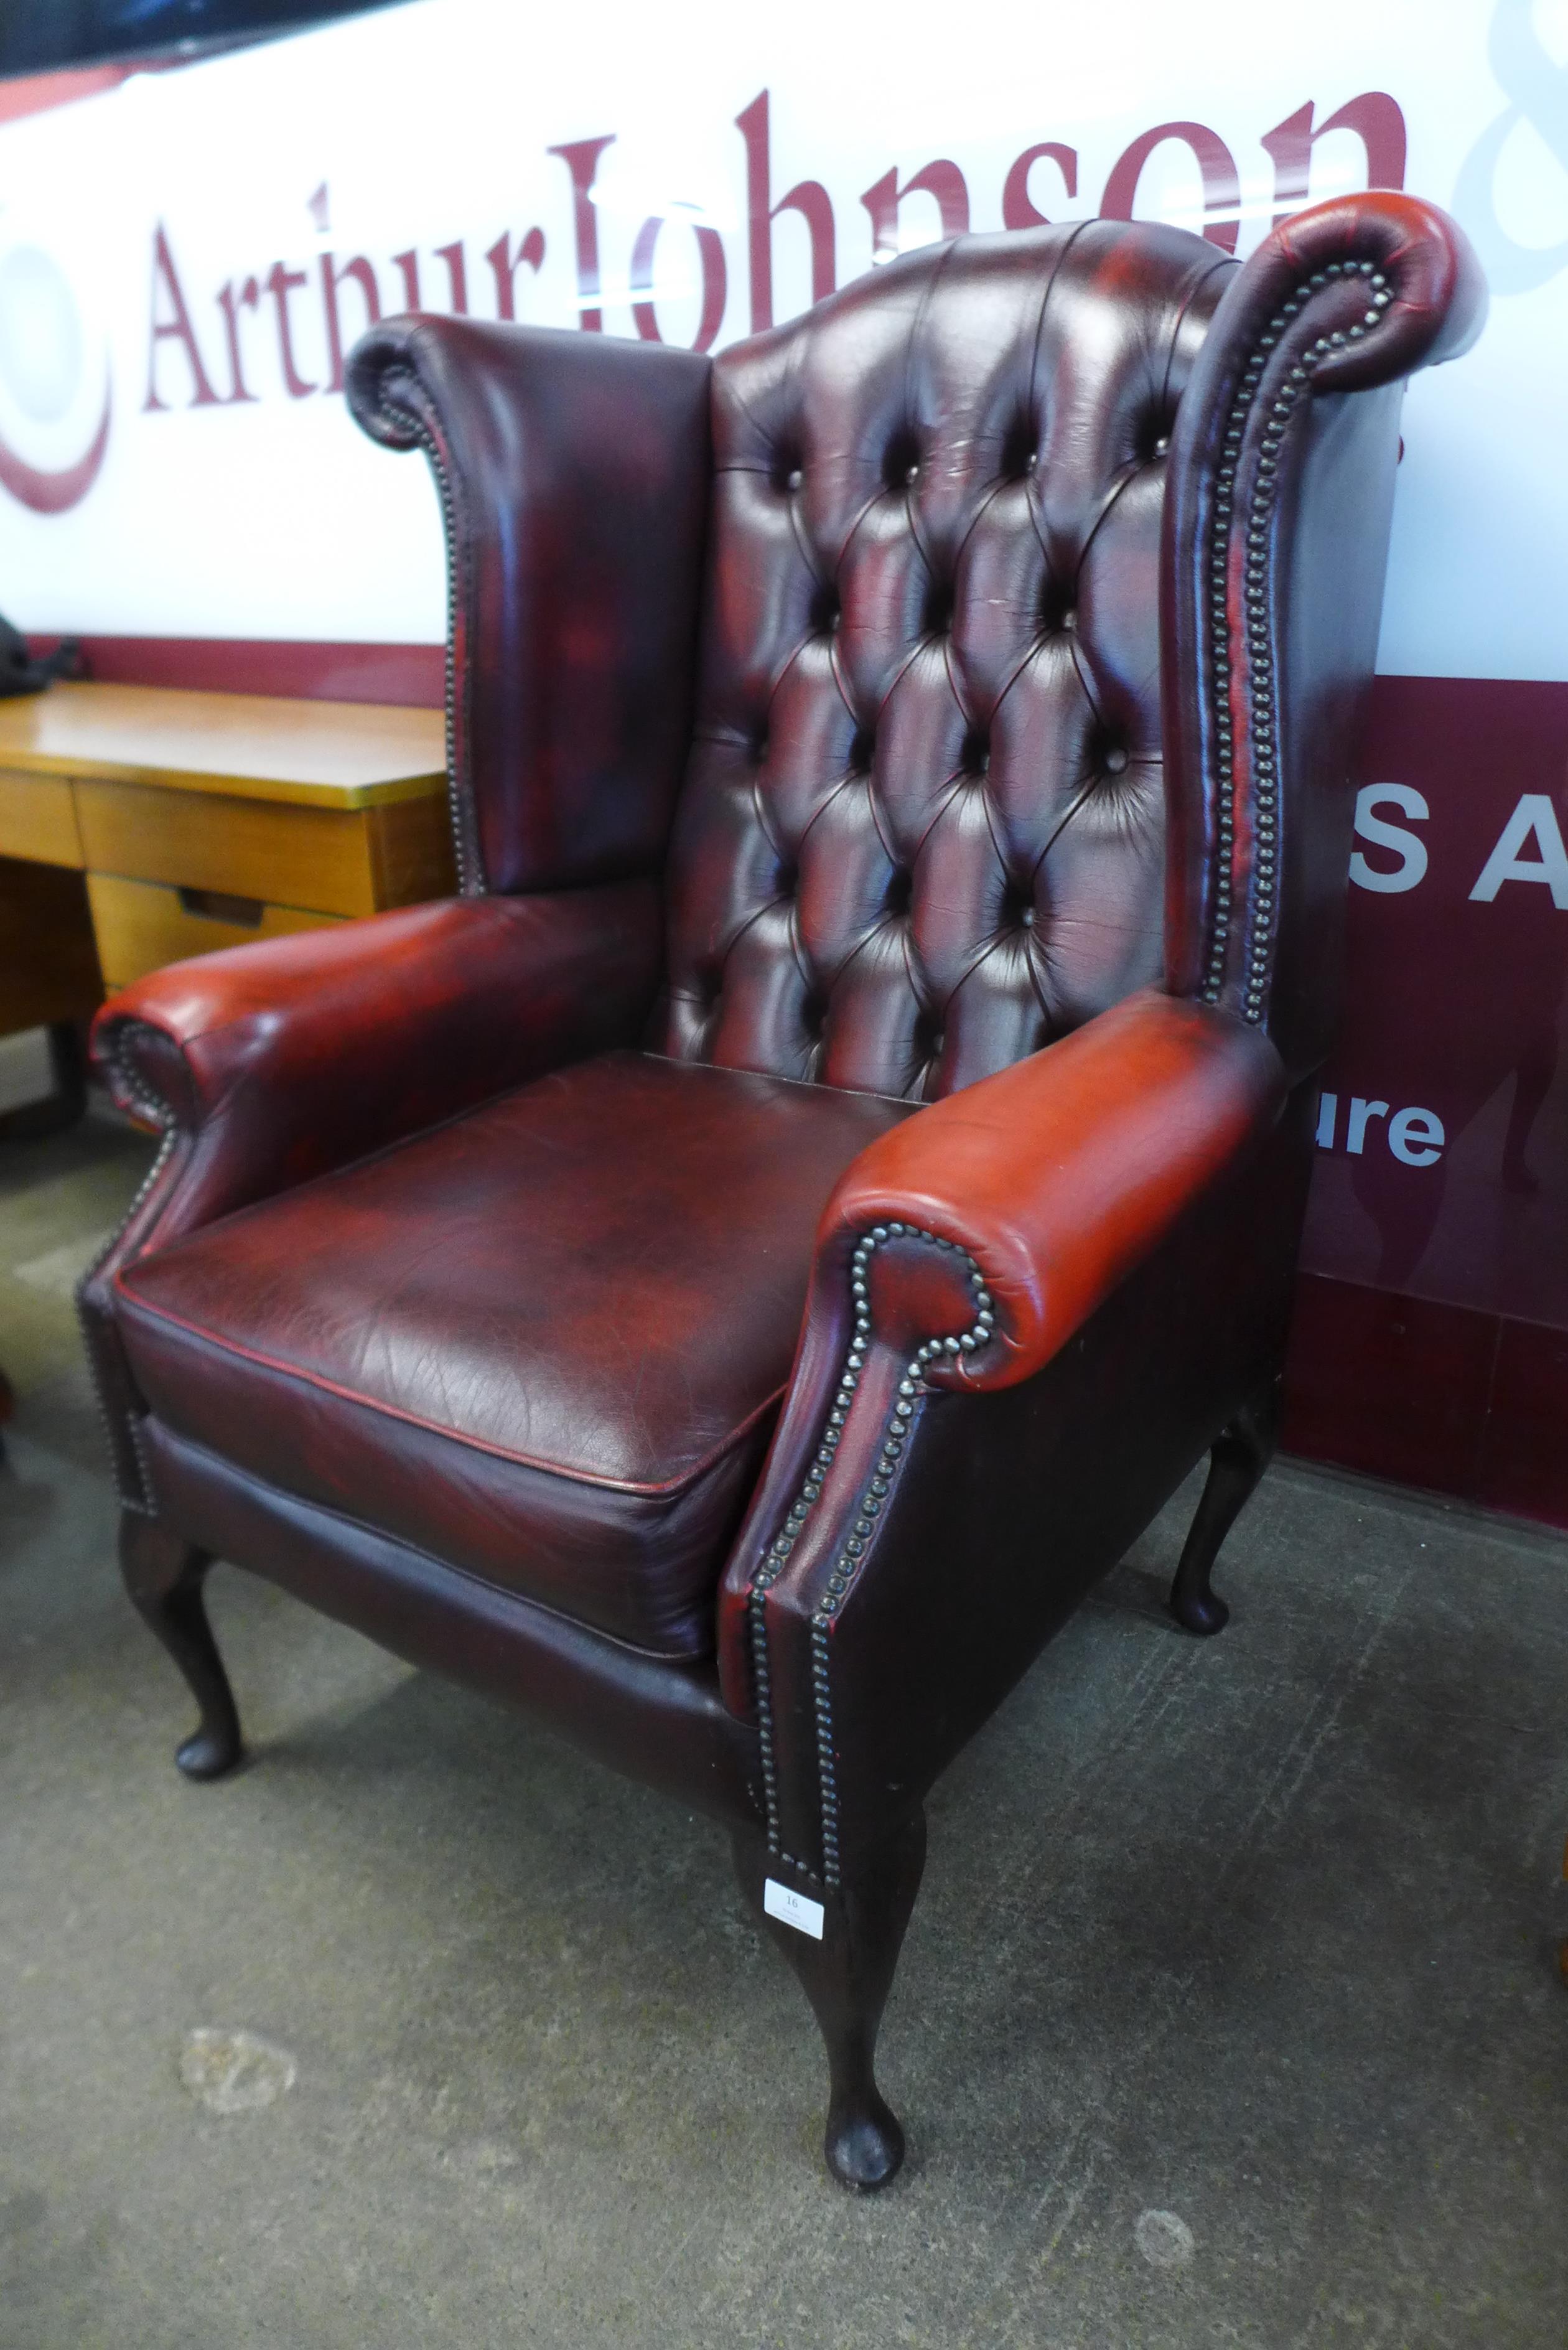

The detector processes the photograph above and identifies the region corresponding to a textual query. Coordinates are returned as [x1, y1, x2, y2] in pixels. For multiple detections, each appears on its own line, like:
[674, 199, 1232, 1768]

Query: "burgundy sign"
[1286, 676, 1568, 1522]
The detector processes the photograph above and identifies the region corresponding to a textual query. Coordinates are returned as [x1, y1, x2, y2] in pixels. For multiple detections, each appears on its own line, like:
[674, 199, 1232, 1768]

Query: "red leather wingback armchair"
[79, 195, 1483, 2189]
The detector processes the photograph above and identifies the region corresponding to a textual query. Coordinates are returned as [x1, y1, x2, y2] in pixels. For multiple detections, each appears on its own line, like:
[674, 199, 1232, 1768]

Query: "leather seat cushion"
[115, 1050, 914, 1659]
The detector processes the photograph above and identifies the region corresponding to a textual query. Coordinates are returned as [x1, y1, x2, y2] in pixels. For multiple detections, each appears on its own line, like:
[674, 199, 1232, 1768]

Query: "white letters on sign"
[1350, 788, 1568, 911]
[1469, 795, 1568, 909]
[1315, 1092, 1445, 1166]
[1350, 784, 1429, 893]
[763, 1878, 825, 1939]
[1387, 1108, 1446, 1165]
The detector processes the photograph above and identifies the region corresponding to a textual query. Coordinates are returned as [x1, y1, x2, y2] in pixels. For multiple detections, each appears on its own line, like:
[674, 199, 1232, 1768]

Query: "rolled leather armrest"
[93, 880, 663, 1238]
[819, 986, 1286, 1392]
[717, 990, 1286, 1749]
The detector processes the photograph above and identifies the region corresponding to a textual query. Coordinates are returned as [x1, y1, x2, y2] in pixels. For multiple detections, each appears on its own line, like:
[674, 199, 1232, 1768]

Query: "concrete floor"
[2, 1057, 1567, 2349]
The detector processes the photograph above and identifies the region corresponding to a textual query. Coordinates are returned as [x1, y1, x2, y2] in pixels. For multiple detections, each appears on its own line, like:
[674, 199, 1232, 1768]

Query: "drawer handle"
[177, 886, 265, 926]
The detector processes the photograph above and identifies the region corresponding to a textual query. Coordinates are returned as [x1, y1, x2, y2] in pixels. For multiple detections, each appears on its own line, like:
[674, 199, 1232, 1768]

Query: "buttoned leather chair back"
[661, 223, 1227, 1102]
[365, 207, 1455, 1108]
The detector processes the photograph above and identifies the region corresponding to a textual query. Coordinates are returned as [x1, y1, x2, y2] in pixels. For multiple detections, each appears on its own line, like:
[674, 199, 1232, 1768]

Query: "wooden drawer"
[87, 873, 341, 990]
[76, 777, 379, 917]
[0, 767, 82, 867]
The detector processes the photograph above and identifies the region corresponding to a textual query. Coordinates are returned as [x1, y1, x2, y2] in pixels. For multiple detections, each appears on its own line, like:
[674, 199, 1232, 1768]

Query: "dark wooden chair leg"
[119, 1512, 242, 1779]
[1169, 1379, 1281, 1636]
[733, 1808, 926, 2193]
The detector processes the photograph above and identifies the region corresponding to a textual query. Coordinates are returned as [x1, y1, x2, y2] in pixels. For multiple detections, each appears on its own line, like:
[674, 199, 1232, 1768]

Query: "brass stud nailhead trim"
[1200, 261, 1391, 1022]
[747, 1223, 995, 1885]
[375, 373, 483, 897]
[73, 1048, 181, 1515]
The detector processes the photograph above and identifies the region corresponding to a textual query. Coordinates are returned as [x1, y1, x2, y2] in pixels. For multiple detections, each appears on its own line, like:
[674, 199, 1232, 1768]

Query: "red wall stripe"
[29, 634, 444, 706]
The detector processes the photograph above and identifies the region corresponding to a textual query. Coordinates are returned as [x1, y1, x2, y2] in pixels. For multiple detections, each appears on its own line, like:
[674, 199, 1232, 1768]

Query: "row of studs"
[377, 374, 483, 897]
[748, 1222, 996, 1884]
[72, 1026, 182, 1515]
[1200, 259, 1393, 1021]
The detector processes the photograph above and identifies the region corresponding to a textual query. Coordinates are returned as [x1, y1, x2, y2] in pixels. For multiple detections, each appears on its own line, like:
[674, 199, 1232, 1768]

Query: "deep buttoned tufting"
[659, 222, 1235, 1102]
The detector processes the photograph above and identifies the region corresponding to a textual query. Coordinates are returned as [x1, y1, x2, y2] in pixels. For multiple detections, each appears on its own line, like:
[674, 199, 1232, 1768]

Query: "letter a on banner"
[144, 224, 220, 410]
[1470, 794, 1568, 908]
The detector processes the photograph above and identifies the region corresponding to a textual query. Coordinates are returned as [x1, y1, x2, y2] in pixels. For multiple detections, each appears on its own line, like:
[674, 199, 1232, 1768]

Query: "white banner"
[0, 0, 1564, 675]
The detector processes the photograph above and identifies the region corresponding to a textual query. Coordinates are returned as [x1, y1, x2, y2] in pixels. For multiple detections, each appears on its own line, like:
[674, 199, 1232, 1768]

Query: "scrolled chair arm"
[92, 884, 662, 1224]
[719, 989, 1287, 1881]
[80, 884, 662, 1512]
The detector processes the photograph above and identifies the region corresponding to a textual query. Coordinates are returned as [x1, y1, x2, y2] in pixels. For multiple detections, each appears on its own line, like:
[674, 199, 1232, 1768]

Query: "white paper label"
[764, 1878, 824, 1939]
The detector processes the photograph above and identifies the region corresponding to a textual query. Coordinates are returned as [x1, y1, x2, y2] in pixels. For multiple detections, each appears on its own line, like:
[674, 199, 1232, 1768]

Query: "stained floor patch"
[1134, 2209, 1195, 2268]
[179, 2029, 297, 2115]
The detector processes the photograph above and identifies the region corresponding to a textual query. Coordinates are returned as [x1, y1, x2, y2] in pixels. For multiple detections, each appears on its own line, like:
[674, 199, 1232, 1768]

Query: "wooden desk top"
[0, 681, 447, 811]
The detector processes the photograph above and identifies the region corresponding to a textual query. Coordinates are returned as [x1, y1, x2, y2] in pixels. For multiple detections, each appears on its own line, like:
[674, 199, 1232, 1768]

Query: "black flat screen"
[0, 1, 398, 78]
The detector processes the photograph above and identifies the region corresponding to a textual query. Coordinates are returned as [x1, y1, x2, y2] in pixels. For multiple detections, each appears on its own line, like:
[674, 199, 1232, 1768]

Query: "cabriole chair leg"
[733, 1807, 926, 2193]
[119, 1512, 242, 1779]
[1168, 1379, 1281, 1637]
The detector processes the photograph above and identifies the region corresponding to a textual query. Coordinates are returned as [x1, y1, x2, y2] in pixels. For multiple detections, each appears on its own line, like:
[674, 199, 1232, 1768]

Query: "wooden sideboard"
[0, 681, 453, 1001]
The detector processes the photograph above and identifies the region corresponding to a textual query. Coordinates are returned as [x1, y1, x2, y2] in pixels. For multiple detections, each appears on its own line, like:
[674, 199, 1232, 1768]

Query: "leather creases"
[658, 222, 1236, 1102]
